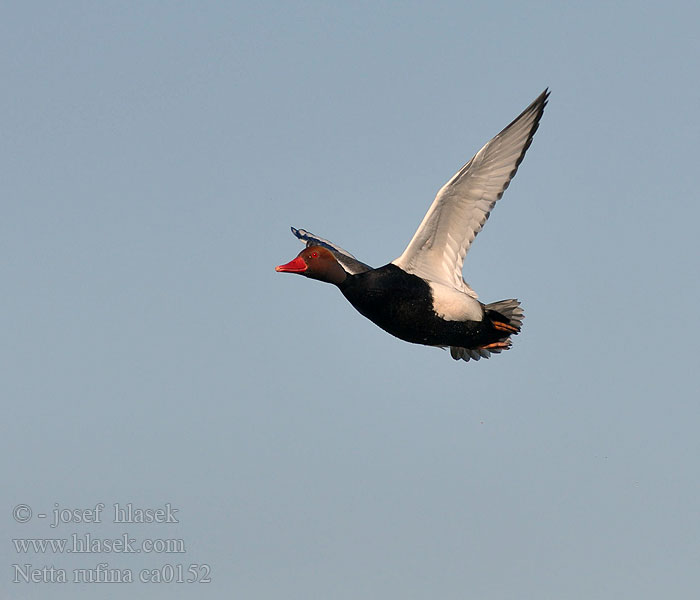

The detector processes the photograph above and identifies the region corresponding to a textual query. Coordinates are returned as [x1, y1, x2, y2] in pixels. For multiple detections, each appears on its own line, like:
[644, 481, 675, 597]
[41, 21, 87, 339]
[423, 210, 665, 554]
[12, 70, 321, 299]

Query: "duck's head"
[275, 246, 348, 285]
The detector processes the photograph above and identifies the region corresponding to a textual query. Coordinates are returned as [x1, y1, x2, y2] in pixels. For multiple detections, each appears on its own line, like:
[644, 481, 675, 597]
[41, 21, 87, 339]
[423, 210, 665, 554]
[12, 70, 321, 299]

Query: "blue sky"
[3, 2, 699, 598]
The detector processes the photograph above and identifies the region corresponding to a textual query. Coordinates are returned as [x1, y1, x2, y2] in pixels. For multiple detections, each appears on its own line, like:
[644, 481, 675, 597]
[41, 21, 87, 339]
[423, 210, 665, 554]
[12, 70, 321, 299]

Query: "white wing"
[392, 90, 549, 296]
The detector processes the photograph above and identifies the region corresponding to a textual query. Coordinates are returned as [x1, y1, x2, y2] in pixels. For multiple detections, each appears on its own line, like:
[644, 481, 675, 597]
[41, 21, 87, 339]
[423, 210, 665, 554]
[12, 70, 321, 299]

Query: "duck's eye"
[311, 251, 318, 258]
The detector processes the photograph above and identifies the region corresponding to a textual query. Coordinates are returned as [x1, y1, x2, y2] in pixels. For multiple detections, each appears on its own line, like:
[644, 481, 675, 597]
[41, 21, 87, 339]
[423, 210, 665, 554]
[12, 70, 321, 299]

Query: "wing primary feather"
[392, 89, 549, 290]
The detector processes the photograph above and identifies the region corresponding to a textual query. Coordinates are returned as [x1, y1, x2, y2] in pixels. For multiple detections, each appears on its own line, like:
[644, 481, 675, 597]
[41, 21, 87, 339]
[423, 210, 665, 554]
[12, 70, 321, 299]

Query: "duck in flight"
[276, 90, 549, 361]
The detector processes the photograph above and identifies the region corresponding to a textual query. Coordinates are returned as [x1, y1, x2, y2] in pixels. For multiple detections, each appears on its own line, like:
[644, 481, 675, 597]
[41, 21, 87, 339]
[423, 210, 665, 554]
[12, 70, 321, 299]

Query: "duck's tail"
[485, 298, 524, 331]
[449, 299, 524, 362]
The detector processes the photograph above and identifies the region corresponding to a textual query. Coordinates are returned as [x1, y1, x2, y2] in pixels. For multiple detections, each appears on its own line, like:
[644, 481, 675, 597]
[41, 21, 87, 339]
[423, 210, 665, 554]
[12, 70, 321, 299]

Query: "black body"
[338, 264, 502, 348]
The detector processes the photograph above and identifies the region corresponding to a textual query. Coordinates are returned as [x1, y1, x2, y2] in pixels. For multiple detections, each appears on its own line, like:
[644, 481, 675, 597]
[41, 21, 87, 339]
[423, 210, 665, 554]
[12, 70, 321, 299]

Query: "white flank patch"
[428, 281, 483, 322]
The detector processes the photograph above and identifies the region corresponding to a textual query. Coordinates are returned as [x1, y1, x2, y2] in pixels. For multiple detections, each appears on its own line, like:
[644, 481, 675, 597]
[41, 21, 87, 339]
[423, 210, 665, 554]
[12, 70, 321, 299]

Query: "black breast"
[338, 264, 488, 347]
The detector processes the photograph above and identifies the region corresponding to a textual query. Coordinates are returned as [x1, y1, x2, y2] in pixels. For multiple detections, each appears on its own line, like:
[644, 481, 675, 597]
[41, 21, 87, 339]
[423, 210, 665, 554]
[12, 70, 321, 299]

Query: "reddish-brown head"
[275, 246, 347, 285]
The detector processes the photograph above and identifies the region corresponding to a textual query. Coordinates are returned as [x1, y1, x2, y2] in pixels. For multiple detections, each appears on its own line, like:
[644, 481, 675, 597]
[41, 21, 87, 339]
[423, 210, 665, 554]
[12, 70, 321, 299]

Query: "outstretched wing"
[291, 227, 372, 275]
[392, 90, 549, 295]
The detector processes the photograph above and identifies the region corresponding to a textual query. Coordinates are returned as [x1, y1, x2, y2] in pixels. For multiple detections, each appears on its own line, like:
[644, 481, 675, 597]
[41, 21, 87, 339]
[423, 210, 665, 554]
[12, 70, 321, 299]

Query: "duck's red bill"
[275, 256, 307, 273]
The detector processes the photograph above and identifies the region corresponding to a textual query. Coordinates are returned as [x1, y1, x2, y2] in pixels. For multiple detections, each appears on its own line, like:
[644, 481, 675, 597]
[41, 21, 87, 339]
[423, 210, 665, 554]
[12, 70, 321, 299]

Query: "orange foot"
[479, 341, 512, 351]
[492, 320, 520, 334]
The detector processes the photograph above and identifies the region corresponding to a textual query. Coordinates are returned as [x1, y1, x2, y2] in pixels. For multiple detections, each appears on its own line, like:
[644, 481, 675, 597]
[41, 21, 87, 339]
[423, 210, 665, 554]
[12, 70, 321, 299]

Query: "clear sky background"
[2, 2, 699, 599]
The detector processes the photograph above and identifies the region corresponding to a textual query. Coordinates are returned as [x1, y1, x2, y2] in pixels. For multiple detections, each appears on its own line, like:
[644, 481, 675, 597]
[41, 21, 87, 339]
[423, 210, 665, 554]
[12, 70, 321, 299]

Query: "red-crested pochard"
[277, 90, 548, 361]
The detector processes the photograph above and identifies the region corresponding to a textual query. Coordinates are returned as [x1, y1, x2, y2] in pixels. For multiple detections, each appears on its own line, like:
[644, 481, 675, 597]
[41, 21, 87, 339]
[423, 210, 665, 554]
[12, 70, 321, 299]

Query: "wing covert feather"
[392, 90, 549, 291]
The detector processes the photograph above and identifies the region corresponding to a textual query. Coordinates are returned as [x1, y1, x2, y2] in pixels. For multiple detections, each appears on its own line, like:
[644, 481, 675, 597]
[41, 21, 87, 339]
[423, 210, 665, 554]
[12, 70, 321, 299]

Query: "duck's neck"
[317, 259, 349, 287]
